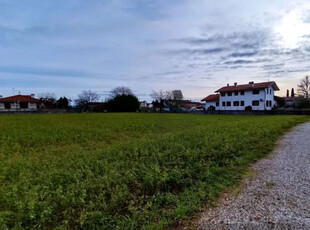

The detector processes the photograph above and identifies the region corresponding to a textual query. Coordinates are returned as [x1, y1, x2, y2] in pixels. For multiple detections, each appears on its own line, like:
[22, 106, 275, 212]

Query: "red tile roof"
[201, 94, 219, 102]
[215, 81, 279, 93]
[0, 95, 41, 103]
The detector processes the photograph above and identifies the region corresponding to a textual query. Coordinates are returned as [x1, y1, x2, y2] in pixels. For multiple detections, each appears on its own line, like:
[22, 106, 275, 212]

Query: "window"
[266, 101, 269, 107]
[234, 91, 238, 96]
[221, 92, 225, 97]
[269, 100, 272, 107]
[216, 102, 219, 107]
[233, 101, 239, 106]
[4, 102, 11, 109]
[227, 92, 232, 96]
[20, 102, 28, 109]
[252, 100, 259, 106]
[241, 101, 244, 106]
[227, 101, 231, 106]
[240, 91, 244, 95]
[252, 90, 260, 94]
[222, 101, 226, 106]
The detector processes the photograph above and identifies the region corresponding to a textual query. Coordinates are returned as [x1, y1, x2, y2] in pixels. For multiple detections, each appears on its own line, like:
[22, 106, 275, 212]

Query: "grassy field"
[0, 113, 308, 229]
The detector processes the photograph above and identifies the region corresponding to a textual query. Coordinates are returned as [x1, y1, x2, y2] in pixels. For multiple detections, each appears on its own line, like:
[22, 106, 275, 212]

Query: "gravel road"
[197, 122, 310, 230]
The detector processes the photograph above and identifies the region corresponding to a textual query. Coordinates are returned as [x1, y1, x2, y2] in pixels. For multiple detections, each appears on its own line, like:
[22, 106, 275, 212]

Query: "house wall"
[28, 102, 37, 109]
[219, 87, 275, 111]
[265, 87, 276, 108]
[0, 102, 38, 111]
[205, 101, 219, 110]
[10, 102, 20, 109]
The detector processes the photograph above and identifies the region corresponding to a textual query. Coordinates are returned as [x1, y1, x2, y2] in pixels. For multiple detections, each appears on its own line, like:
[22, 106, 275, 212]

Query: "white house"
[201, 94, 219, 110]
[140, 101, 148, 108]
[0, 94, 41, 112]
[202, 81, 279, 111]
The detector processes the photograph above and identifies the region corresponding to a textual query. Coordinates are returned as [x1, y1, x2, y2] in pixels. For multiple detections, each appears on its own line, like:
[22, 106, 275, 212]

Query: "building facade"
[201, 94, 219, 110]
[0, 94, 41, 112]
[202, 81, 279, 111]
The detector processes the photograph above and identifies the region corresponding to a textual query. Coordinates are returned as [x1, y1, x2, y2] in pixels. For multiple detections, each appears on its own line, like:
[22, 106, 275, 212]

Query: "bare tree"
[297, 76, 310, 98]
[110, 87, 133, 98]
[151, 90, 172, 102]
[39, 92, 57, 108]
[75, 90, 100, 111]
[171, 90, 183, 100]
[150, 90, 172, 112]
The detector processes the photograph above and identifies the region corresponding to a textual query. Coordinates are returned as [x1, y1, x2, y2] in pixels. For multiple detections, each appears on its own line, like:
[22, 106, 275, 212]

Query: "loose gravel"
[197, 122, 310, 230]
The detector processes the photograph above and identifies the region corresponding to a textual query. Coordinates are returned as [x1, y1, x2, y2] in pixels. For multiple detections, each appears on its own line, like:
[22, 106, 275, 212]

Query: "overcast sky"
[1, 0, 310, 101]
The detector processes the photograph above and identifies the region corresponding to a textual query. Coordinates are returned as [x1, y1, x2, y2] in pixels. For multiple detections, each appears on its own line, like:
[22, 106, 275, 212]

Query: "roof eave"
[271, 82, 280, 91]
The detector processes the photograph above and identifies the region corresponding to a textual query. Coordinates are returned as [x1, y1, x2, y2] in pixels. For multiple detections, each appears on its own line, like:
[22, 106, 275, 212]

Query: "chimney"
[234, 82, 237, 87]
[249, 81, 254, 87]
[227, 83, 229, 87]
[30, 94, 35, 98]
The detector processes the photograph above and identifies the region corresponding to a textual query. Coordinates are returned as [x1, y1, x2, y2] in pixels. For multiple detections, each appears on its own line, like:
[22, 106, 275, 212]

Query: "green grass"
[0, 113, 308, 229]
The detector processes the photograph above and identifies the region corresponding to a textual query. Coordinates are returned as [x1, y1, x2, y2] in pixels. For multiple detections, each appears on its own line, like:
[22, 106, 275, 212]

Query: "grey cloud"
[287, 68, 310, 73]
[178, 30, 269, 49]
[231, 51, 258, 57]
[224, 60, 253, 65]
[195, 48, 226, 54]
[177, 37, 216, 45]
[167, 47, 225, 55]
[262, 63, 285, 70]
[224, 58, 271, 65]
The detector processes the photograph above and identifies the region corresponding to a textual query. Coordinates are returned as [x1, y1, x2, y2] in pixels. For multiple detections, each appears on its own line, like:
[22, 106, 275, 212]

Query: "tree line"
[39, 93, 70, 109]
[75, 87, 141, 112]
[39, 87, 141, 112]
[74, 88, 185, 112]
[38, 75, 310, 111]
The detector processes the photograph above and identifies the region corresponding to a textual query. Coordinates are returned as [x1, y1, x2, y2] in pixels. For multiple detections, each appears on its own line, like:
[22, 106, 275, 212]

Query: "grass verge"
[0, 114, 308, 229]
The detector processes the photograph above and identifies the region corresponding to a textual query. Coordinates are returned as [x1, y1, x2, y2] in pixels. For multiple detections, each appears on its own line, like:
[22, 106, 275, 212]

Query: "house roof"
[215, 81, 279, 93]
[201, 94, 219, 102]
[0, 95, 41, 103]
[174, 100, 204, 109]
[283, 97, 296, 102]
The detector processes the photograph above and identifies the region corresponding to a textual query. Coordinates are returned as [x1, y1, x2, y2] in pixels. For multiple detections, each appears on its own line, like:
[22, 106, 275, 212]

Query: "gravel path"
[197, 122, 310, 230]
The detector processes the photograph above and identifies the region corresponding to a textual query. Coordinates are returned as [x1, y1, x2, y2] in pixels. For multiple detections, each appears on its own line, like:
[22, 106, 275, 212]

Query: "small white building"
[201, 94, 219, 110]
[0, 94, 41, 112]
[202, 81, 279, 111]
[140, 101, 148, 108]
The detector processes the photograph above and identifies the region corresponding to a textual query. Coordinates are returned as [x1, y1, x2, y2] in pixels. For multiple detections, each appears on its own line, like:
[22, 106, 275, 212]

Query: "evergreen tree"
[57, 97, 69, 109]
[106, 94, 140, 112]
[291, 88, 295, 97]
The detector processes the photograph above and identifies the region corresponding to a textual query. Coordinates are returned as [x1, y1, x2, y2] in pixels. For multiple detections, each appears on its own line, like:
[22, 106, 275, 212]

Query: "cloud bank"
[0, 0, 310, 100]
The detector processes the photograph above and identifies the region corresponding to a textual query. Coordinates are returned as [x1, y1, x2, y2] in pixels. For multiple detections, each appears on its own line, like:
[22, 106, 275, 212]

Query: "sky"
[1, 0, 310, 101]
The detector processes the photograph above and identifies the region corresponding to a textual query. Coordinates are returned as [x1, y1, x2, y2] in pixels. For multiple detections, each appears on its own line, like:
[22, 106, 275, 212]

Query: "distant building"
[174, 100, 204, 111]
[202, 81, 279, 111]
[140, 101, 147, 108]
[201, 94, 219, 110]
[283, 97, 296, 107]
[87, 102, 106, 112]
[0, 94, 41, 112]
